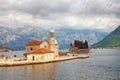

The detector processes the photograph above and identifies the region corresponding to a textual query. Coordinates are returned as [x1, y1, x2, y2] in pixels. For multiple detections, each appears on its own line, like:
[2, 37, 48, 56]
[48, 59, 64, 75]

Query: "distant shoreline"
[92, 47, 120, 49]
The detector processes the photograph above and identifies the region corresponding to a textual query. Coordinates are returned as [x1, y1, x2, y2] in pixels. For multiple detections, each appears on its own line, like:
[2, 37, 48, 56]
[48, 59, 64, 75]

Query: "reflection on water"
[0, 49, 120, 80]
[25, 64, 56, 80]
[0, 63, 56, 80]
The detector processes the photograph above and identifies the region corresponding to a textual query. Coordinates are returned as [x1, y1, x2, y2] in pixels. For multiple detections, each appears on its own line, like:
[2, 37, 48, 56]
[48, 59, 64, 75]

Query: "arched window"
[44, 45, 47, 48]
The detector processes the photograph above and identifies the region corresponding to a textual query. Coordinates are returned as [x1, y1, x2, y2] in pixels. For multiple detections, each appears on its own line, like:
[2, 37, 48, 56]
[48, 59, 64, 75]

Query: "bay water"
[0, 49, 120, 80]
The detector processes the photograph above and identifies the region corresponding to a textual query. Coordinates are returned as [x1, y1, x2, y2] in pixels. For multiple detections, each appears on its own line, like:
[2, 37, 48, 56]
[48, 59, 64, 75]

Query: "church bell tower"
[48, 29, 59, 57]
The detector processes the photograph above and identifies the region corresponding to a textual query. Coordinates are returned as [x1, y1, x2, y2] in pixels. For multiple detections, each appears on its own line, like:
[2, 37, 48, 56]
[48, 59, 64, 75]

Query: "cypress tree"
[76, 40, 79, 47]
[79, 41, 82, 49]
[85, 40, 88, 48]
[74, 40, 77, 47]
[73, 40, 89, 49]
[78, 40, 80, 49]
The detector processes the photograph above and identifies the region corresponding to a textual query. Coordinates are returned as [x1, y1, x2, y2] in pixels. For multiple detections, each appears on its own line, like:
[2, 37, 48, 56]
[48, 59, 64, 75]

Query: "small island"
[0, 29, 89, 67]
[69, 40, 91, 54]
[0, 46, 12, 52]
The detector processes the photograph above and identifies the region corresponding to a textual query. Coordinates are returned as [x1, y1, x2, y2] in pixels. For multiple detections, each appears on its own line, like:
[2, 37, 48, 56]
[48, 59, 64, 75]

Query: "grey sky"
[0, 0, 120, 32]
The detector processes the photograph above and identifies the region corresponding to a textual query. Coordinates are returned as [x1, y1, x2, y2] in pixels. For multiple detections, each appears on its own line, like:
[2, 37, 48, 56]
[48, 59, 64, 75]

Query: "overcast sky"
[0, 0, 120, 32]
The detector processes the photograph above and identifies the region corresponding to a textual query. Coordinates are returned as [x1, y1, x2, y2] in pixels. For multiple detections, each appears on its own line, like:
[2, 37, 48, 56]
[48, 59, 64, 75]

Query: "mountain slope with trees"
[92, 25, 120, 48]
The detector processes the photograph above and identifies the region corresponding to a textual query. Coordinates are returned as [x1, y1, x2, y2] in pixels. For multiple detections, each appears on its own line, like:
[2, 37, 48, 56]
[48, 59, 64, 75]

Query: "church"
[25, 29, 59, 61]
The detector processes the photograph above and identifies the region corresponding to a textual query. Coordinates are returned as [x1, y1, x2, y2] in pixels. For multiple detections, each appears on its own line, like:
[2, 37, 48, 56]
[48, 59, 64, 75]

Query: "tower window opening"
[44, 45, 47, 48]
[31, 48, 33, 51]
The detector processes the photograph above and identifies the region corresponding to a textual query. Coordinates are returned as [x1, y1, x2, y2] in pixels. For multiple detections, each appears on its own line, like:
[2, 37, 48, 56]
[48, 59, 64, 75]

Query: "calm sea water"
[0, 49, 120, 80]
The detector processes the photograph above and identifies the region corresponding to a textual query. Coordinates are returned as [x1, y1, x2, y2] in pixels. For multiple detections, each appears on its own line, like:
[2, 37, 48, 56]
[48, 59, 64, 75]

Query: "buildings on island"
[69, 40, 90, 54]
[25, 29, 59, 61]
[0, 29, 89, 67]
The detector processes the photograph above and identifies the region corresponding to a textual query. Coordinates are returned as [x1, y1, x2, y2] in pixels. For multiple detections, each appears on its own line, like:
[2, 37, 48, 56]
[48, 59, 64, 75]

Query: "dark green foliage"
[74, 40, 77, 47]
[85, 40, 88, 48]
[73, 40, 89, 49]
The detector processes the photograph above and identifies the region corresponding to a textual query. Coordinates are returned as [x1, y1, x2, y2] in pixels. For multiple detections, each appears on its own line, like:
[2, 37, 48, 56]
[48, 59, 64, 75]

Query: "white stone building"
[25, 29, 59, 61]
[26, 48, 54, 61]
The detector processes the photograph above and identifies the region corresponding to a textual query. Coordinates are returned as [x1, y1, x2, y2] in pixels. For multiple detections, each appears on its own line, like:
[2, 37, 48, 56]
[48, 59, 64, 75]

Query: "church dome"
[50, 29, 54, 32]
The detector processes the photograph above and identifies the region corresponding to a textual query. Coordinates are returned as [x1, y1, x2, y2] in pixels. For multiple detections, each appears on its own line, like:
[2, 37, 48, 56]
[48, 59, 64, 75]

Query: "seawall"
[0, 55, 89, 67]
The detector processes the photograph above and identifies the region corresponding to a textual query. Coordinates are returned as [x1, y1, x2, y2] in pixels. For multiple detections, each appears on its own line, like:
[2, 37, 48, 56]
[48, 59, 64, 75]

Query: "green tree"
[74, 40, 77, 46]
[85, 40, 88, 48]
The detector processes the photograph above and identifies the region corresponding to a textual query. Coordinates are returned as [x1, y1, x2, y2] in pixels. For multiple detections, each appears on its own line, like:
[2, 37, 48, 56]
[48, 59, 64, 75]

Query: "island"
[69, 40, 91, 54]
[0, 46, 12, 52]
[0, 29, 89, 67]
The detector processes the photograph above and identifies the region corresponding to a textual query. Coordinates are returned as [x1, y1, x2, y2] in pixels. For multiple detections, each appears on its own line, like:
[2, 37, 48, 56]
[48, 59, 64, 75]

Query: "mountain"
[0, 26, 108, 50]
[92, 25, 120, 48]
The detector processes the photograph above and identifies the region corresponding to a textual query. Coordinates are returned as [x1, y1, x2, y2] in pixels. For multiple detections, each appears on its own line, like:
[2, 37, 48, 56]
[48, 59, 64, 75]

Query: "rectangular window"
[33, 56, 34, 61]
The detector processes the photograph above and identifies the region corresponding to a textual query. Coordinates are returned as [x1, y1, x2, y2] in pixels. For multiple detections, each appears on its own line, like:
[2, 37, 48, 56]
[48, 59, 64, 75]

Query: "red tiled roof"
[31, 48, 53, 54]
[26, 40, 41, 46]
[72, 45, 78, 48]
[71, 45, 78, 49]
[45, 40, 49, 43]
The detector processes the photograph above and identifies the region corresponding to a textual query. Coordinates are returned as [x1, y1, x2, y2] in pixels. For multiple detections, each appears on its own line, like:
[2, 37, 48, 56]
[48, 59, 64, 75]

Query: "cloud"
[0, 0, 120, 32]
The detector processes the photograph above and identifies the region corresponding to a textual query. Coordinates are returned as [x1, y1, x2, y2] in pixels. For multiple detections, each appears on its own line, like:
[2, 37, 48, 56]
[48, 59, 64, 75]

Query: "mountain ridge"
[92, 25, 120, 48]
[0, 26, 108, 50]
